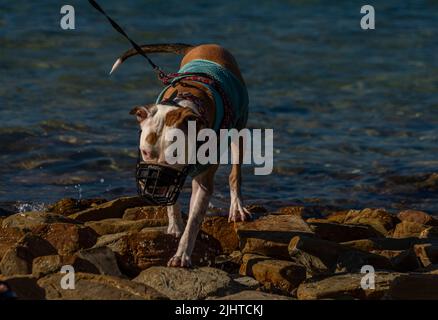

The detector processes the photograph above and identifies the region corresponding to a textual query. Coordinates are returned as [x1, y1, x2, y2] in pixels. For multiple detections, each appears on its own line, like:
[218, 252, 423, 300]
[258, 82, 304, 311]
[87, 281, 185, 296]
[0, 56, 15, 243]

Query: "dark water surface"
[1, 1, 437, 214]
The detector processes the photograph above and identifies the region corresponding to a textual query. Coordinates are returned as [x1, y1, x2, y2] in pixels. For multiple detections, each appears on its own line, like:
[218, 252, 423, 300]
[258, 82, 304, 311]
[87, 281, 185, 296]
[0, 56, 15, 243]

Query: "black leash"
[88, 0, 166, 79]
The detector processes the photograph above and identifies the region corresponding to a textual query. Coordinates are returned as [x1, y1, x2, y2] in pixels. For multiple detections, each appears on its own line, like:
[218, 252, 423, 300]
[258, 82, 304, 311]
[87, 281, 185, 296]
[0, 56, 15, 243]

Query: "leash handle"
[88, 0, 165, 78]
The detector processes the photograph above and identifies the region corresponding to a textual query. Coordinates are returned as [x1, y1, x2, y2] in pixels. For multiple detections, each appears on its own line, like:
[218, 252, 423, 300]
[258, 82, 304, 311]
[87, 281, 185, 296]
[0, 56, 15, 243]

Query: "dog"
[111, 44, 251, 267]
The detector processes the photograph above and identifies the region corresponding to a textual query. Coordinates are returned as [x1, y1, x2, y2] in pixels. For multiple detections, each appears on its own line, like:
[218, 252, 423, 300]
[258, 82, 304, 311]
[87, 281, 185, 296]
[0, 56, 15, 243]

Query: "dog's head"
[130, 103, 206, 166]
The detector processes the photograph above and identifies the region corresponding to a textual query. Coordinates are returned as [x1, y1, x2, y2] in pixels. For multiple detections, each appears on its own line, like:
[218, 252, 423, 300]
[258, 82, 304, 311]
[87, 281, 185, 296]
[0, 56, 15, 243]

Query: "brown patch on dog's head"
[145, 132, 158, 145]
[164, 107, 206, 129]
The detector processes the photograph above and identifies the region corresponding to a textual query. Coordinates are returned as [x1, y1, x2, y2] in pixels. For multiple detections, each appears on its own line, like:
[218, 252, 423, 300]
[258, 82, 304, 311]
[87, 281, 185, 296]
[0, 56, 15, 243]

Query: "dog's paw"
[166, 223, 183, 238]
[167, 254, 192, 268]
[228, 199, 252, 222]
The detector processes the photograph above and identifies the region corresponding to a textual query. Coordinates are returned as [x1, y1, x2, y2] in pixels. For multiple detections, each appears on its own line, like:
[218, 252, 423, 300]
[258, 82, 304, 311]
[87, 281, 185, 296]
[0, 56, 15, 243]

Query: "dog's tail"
[109, 43, 194, 75]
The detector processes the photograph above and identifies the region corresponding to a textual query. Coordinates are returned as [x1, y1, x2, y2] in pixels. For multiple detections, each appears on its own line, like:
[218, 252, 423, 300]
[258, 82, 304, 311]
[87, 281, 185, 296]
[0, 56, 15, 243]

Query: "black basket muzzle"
[136, 160, 189, 206]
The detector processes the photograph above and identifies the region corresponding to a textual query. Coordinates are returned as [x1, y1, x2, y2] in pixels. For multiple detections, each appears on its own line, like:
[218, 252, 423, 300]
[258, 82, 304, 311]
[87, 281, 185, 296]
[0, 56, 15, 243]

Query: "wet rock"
[413, 243, 438, 267]
[38, 272, 167, 300]
[122, 206, 168, 221]
[343, 208, 398, 235]
[397, 210, 438, 226]
[0, 227, 25, 260]
[0, 275, 45, 300]
[85, 218, 167, 236]
[213, 290, 294, 300]
[32, 255, 99, 278]
[69, 196, 151, 223]
[241, 238, 289, 259]
[245, 204, 268, 216]
[278, 206, 316, 219]
[308, 221, 382, 243]
[2, 211, 80, 232]
[134, 266, 236, 300]
[392, 221, 428, 238]
[233, 276, 260, 289]
[107, 228, 220, 277]
[237, 215, 313, 249]
[0, 234, 57, 276]
[47, 198, 107, 216]
[288, 236, 391, 276]
[30, 223, 98, 255]
[201, 216, 239, 254]
[240, 257, 306, 295]
[297, 272, 401, 300]
[384, 273, 438, 300]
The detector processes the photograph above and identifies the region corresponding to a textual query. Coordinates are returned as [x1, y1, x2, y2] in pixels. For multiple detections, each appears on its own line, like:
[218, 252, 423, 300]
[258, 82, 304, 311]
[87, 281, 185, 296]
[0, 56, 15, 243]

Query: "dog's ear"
[129, 105, 154, 123]
[165, 107, 207, 130]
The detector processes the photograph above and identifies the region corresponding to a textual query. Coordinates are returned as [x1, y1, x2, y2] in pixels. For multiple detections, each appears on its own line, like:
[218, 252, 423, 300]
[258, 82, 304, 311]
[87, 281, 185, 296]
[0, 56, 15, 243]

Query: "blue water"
[1, 0, 437, 214]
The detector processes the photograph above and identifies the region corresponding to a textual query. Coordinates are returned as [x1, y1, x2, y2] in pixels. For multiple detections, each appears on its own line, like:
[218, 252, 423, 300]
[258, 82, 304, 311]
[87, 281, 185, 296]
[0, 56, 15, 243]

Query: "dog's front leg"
[228, 137, 252, 222]
[166, 202, 184, 237]
[167, 165, 218, 267]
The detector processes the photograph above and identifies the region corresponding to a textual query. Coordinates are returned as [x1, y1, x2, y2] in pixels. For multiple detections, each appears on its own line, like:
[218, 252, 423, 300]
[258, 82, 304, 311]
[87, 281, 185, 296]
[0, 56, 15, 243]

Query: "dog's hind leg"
[167, 165, 218, 268]
[166, 202, 184, 237]
[228, 138, 252, 222]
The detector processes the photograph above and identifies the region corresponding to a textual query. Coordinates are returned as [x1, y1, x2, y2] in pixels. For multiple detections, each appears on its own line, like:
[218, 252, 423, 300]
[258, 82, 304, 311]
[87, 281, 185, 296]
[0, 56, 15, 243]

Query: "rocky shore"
[1, 197, 438, 300]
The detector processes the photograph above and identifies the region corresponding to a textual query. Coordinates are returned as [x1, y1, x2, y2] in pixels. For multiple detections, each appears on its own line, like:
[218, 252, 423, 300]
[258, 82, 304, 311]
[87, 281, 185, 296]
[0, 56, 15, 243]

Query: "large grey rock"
[133, 266, 238, 300]
[38, 272, 168, 300]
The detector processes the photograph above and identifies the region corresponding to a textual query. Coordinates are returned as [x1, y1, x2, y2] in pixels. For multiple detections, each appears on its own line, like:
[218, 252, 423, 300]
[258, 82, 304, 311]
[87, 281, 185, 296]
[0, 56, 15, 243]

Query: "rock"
[0, 234, 57, 275]
[239, 253, 271, 276]
[325, 211, 349, 223]
[93, 232, 128, 248]
[31, 223, 98, 255]
[419, 226, 438, 239]
[392, 221, 428, 238]
[47, 198, 107, 216]
[69, 196, 152, 223]
[1, 211, 80, 232]
[85, 218, 167, 236]
[245, 204, 268, 216]
[241, 238, 289, 259]
[373, 249, 420, 272]
[237, 215, 313, 250]
[75, 247, 123, 277]
[0, 275, 45, 300]
[134, 266, 236, 300]
[38, 272, 167, 300]
[240, 258, 306, 295]
[397, 210, 438, 226]
[214, 290, 293, 300]
[414, 243, 438, 267]
[288, 236, 391, 276]
[308, 221, 382, 242]
[385, 274, 438, 300]
[343, 208, 398, 235]
[107, 228, 220, 277]
[278, 206, 316, 219]
[297, 272, 401, 300]
[342, 237, 430, 252]
[233, 276, 260, 289]
[0, 227, 25, 260]
[214, 252, 242, 273]
[122, 206, 168, 221]
[201, 216, 239, 254]
[32, 255, 99, 278]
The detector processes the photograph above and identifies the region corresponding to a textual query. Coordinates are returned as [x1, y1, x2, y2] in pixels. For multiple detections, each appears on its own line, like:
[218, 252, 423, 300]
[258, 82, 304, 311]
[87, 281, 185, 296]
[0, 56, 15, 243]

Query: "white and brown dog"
[111, 44, 250, 267]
